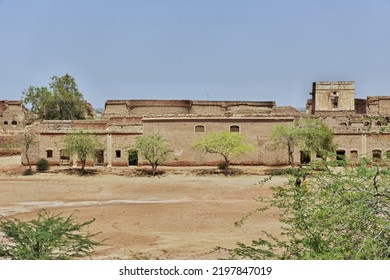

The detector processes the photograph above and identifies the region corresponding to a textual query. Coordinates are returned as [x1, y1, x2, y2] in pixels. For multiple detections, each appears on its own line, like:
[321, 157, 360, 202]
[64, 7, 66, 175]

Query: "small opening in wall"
[230, 125, 240, 133]
[46, 150, 53, 158]
[194, 125, 205, 133]
[372, 150, 382, 162]
[331, 96, 339, 109]
[95, 150, 104, 165]
[3, 121, 8, 125]
[11, 120, 17, 126]
[350, 150, 358, 160]
[115, 150, 121, 158]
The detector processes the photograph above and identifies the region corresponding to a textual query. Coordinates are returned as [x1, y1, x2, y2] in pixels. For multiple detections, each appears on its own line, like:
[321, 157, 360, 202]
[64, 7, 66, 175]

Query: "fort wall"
[7, 80, 390, 168]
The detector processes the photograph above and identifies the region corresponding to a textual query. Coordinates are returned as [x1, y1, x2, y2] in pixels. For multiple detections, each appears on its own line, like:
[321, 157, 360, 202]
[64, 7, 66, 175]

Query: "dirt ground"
[0, 156, 286, 259]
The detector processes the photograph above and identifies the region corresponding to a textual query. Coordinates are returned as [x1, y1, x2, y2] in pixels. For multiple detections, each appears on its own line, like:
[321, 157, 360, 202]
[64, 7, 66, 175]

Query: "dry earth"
[0, 156, 286, 259]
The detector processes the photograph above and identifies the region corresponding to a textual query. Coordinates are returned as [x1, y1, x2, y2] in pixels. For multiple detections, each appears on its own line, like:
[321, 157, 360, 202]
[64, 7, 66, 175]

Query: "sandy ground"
[0, 156, 285, 259]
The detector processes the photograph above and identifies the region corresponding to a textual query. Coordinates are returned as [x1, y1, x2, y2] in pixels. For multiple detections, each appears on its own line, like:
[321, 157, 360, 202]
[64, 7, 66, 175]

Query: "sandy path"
[0, 157, 285, 259]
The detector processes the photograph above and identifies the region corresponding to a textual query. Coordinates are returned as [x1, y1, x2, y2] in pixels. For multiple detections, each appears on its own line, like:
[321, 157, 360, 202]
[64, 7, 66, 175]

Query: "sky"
[1, 0, 390, 109]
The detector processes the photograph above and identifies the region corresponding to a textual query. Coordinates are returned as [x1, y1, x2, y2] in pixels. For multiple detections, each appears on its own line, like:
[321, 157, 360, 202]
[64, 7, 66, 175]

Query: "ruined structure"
[0, 101, 29, 155]
[3, 81, 390, 167]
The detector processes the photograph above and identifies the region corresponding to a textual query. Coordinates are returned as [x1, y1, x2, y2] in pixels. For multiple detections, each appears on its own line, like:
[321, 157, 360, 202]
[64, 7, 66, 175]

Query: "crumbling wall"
[312, 81, 355, 114]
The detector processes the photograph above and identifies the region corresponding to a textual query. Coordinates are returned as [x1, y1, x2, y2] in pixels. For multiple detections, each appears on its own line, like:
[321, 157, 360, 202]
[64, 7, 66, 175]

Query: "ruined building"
[3, 81, 390, 167]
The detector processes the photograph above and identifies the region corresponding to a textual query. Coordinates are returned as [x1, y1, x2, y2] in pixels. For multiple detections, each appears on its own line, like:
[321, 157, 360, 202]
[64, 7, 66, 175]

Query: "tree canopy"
[63, 130, 102, 173]
[192, 131, 254, 170]
[270, 118, 336, 165]
[133, 133, 171, 176]
[296, 117, 336, 159]
[0, 210, 102, 260]
[270, 124, 299, 166]
[22, 74, 89, 120]
[226, 160, 390, 260]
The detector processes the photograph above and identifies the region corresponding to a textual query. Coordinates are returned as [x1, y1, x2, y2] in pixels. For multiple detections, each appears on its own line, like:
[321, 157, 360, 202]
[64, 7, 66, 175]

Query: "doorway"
[300, 151, 311, 165]
[95, 150, 104, 166]
[128, 149, 138, 166]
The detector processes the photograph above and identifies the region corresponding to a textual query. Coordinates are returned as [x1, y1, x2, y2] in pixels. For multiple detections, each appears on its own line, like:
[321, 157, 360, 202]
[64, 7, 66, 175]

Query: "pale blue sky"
[1, 0, 389, 109]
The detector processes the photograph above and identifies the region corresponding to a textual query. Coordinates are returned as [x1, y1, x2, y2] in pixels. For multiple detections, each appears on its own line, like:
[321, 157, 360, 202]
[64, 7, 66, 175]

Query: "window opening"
[372, 150, 382, 162]
[230, 125, 240, 133]
[46, 149, 53, 158]
[194, 125, 205, 133]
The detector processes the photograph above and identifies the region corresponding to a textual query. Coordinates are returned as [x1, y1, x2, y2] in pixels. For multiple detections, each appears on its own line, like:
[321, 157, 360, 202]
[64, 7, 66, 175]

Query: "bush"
[22, 169, 33, 176]
[36, 158, 50, 171]
[0, 209, 103, 260]
[217, 161, 229, 171]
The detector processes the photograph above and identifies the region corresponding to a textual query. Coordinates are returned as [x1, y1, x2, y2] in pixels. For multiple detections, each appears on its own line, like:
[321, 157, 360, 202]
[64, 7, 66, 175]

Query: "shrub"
[22, 169, 33, 176]
[36, 158, 50, 171]
[0, 209, 103, 260]
[217, 161, 229, 171]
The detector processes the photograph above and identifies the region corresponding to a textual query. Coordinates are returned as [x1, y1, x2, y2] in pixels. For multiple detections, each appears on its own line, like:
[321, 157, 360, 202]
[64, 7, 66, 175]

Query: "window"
[350, 150, 358, 160]
[331, 96, 339, 108]
[11, 120, 17, 126]
[115, 150, 121, 158]
[60, 150, 70, 165]
[46, 149, 53, 158]
[336, 150, 346, 160]
[194, 125, 205, 133]
[3, 121, 8, 125]
[230, 125, 240, 133]
[386, 150, 390, 159]
[95, 150, 104, 165]
[372, 150, 382, 162]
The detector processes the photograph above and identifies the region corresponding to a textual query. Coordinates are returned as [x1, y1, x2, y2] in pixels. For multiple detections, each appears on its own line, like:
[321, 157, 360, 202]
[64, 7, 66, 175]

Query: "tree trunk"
[80, 160, 86, 175]
[25, 143, 32, 171]
[288, 144, 294, 167]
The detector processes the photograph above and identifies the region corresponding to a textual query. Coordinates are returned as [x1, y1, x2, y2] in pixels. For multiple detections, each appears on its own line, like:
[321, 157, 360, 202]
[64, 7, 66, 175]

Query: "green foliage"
[36, 158, 50, 171]
[270, 118, 336, 165]
[22, 74, 88, 120]
[217, 161, 229, 171]
[0, 210, 102, 260]
[63, 131, 102, 173]
[270, 124, 298, 166]
[20, 127, 37, 172]
[228, 161, 390, 259]
[296, 118, 336, 159]
[133, 133, 171, 176]
[22, 169, 33, 176]
[192, 131, 254, 169]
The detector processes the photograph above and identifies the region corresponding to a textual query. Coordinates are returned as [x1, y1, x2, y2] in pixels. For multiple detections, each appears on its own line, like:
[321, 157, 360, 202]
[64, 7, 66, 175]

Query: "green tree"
[22, 74, 88, 120]
[0, 210, 102, 260]
[226, 160, 390, 260]
[133, 133, 171, 176]
[192, 131, 254, 170]
[270, 118, 336, 166]
[20, 126, 37, 174]
[63, 130, 102, 174]
[270, 124, 298, 166]
[297, 117, 336, 160]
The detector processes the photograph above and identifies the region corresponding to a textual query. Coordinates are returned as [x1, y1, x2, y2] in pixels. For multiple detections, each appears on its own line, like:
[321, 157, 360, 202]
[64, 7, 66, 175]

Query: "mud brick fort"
[2, 81, 390, 167]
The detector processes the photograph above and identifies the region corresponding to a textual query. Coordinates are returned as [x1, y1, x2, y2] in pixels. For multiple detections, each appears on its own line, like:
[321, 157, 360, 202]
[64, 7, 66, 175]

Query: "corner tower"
[310, 81, 355, 114]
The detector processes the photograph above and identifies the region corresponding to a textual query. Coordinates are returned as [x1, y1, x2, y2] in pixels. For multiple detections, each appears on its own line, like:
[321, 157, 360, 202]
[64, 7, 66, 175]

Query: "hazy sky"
[1, 0, 389, 109]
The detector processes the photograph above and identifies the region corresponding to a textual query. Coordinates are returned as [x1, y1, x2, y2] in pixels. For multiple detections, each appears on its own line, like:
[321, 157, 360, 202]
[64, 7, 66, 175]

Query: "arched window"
[350, 150, 358, 160]
[372, 150, 382, 162]
[11, 120, 17, 126]
[230, 125, 240, 133]
[194, 125, 205, 133]
[3, 121, 8, 125]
